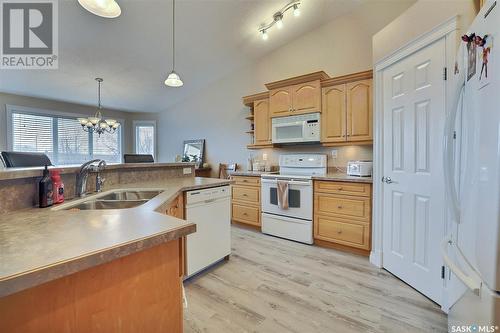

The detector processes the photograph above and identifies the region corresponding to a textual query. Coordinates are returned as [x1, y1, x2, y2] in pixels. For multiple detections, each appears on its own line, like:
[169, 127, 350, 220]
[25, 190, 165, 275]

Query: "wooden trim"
[265, 71, 330, 90]
[321, 70, 373, 87]
[243, 91, 269, 107]
[314, 238, 370, 257]
[321, 140, 373, 147]
[247, 144, 274, 149]
[231, 219, 262, 231]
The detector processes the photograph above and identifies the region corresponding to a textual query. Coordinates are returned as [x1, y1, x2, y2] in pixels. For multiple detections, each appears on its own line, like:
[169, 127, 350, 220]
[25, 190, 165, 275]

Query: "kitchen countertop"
[313, 173, 373, 183]
[0, 177, 231, 297]
[0, 162, 196, 181]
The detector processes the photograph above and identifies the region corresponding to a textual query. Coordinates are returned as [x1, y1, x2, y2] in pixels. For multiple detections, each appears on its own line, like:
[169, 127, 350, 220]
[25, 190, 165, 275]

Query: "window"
[134, 121, 156, 159]
[8, 106, 122, 165]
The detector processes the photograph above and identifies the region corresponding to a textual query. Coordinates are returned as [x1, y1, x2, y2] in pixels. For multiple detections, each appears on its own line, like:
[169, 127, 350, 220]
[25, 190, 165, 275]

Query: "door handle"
[382, 176, 397, 184]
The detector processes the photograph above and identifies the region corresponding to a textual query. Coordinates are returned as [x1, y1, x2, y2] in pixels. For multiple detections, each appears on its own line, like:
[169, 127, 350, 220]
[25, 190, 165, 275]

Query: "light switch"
[331, 149, 338, 159]
[183, 168, 192, 175]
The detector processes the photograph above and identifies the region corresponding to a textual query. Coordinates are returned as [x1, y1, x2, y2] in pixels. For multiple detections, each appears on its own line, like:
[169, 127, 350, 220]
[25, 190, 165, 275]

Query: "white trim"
[371, 16, 459, 274]
[375, 16, 459, 72]
[133, 120, 157, 160]
[5, 104, 125, 163]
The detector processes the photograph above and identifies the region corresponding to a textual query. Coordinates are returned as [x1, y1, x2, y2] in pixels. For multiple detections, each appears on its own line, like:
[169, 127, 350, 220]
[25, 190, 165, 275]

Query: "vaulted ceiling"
[0, 0, 411, 112]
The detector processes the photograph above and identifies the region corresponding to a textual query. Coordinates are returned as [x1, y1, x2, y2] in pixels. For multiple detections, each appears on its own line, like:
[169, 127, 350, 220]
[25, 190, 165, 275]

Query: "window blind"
[10, 109, 122, 165]
[135, 125, 154, 156]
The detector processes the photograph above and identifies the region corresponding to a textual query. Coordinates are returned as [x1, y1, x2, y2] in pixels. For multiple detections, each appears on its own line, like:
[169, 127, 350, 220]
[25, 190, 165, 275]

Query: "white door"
[382, 37, 446, 305]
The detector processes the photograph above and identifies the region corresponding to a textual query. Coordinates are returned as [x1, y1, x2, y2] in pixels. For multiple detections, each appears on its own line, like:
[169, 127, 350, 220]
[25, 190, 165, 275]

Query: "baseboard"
[369, 249, 383, 268]
[231, 220, 261, 231]
[314, 239, 370, 257]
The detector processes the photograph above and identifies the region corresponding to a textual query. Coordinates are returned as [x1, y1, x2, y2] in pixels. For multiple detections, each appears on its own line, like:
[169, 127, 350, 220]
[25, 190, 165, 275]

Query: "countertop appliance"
[261, 154, 327, 244]
[185, 185, 231, 277]
[272, 113, 320, 144]
[347, 160, 373, 177]
[444, 1, 500, 328]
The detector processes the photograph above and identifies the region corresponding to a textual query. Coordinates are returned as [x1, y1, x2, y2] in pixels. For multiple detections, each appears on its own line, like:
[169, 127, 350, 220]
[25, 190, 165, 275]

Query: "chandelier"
[78, 78, 120, 136]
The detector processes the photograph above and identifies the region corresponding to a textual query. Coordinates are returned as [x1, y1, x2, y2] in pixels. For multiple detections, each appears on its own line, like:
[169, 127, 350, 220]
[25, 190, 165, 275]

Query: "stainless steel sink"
[97, 190, 163, 201]
[65, 199, 148, 210]
[59, 189, 164, 211]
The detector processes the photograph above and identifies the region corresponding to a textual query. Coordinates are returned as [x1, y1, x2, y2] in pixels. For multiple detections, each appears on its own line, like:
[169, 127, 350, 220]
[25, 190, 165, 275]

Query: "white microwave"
[272, 113, 320, 144]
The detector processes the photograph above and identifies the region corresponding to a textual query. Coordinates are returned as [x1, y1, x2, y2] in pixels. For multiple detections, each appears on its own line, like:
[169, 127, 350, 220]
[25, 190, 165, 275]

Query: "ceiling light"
[78, 78, 120, 137]
[165, 0, 184, 87]
[78, 0, 121, 18]
[258, 1, 300, 40]
[261, 30, 269, 40]
[275, 14, 284, 29]
[293, 4, 300, 17]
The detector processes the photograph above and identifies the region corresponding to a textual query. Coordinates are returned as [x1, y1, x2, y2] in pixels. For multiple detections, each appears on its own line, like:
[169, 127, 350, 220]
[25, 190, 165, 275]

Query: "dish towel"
[277, 180, 289, 210]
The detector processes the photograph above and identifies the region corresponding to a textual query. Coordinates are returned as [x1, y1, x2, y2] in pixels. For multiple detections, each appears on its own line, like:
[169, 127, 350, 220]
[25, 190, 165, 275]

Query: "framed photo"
[467, 42, 477, 81]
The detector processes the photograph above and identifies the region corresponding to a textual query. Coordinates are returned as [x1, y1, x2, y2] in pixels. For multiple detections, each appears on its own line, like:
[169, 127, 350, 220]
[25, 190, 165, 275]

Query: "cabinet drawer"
[232, 186, 260, 204]
[232, 204, 260, 226]
[314, 215, 370, 250]
[231, 176, 260, 187]
[315, 181, 371, 197]
[314, 193, 370, 221]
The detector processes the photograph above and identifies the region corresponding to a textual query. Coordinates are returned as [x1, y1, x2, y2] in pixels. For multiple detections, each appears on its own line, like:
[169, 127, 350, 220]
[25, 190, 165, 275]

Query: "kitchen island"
[0, 164, 231, 333]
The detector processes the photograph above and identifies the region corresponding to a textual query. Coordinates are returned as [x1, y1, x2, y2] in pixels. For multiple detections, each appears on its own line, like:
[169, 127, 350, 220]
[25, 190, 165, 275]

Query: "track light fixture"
[259, 1, 301, 40]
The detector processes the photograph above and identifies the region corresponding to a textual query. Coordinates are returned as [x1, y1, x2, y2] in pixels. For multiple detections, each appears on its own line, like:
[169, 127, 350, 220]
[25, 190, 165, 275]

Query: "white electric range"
[261, 154, 327, 244]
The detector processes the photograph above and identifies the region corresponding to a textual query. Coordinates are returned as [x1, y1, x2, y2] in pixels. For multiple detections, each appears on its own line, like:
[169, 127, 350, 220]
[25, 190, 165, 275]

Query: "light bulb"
[293, 4, 300, 17]
[88, 117, 100, 125]
[276, 17, 283, 29]
[112, 122, 120, 129]
[105, 119, 116, 126]
[261, 30, 268, 40]
[78, 118, 89, 125]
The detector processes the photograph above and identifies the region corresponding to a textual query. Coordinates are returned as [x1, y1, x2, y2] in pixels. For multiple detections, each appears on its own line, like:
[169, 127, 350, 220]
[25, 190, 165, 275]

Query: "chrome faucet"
[76, 159, 107, 197]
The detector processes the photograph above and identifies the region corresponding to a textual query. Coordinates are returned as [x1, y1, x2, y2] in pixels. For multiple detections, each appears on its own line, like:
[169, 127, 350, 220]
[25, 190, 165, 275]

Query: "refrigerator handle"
[441, 237, 481, 295]
[443, 83, 464, 224]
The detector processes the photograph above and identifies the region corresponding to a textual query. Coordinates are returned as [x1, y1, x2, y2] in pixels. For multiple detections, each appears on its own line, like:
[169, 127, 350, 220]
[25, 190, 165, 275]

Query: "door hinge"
[441, 266, 446, 279]
[443, 67, 448, 81]
[453, 131, 457, 139]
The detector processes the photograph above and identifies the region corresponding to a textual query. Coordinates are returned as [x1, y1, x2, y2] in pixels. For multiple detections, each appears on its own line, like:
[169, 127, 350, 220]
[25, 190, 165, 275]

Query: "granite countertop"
[313, 173, 373, 183]
[0, 177, 231, 297]
[0, 162, 196, 181]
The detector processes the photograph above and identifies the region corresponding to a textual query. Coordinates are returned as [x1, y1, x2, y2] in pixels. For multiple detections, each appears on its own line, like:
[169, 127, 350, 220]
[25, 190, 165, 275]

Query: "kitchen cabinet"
[231, 176, 261, 228]
[346, 79, 372, 142]
[314, 180, 372, 255]
[269, 80, 321, 117]
[165, 193, 185, 278]
[254, 98, 271, 145]
[321, 71, 373, 145]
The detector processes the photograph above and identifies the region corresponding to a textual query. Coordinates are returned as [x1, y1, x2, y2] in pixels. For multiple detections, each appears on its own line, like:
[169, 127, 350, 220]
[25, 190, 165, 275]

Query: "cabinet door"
[321, 84, 346, 143]
[346, 79, 372, 141]
[254, 99, 271, 144]
[269, 88, 292, 117]
[291, 80, 321, 115]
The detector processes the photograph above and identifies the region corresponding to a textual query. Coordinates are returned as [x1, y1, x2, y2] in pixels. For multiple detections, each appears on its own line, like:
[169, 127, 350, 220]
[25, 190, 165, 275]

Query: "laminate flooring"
[184, 225, 447, 333]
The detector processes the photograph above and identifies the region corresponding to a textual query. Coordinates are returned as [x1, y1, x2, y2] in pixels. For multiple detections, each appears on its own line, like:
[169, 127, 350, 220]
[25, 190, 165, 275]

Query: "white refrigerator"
[443, 0, 500, 328]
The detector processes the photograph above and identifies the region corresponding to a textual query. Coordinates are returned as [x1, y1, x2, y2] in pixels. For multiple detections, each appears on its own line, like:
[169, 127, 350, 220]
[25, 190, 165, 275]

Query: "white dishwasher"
[185, 185, 231, 277]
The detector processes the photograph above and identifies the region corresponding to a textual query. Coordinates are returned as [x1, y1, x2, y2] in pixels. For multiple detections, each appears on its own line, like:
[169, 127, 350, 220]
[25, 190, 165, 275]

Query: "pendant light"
[165, 0, 183, 87]
[77, 78, 120, 137]
[78, 0, 121, 18]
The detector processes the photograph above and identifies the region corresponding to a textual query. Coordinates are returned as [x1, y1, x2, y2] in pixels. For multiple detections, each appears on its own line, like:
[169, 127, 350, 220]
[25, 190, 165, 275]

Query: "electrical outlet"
[331, 149, 338, 159]
[183, 167, 192, 175]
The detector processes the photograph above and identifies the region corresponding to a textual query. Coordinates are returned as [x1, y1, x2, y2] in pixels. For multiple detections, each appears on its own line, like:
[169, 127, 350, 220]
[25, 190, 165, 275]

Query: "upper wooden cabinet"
[254, 98, 271, 145]
[346, 79, 372, 142]
[269, 88, 292, 117]
[270, 80, 321, 117]
[321, 84, 346, 143]
[321, 71, 373, 145]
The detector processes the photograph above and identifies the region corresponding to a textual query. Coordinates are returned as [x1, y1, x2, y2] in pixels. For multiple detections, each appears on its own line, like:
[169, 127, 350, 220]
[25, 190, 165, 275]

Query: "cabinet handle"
[243, 194, 248, 197]
[337, 187, 343, 191]
[337, 205, 343, 209]
[243, 212, 248, 216]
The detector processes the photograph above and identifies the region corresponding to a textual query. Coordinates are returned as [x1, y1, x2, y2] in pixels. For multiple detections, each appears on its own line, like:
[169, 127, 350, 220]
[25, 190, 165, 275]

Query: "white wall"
[373, 0, 477, 64]
[158, 1, 415, 174]
[0, 92, 159, 155]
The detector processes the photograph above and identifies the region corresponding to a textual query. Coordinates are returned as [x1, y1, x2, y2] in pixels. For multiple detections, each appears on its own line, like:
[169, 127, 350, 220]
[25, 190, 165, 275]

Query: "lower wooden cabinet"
[231, 176, 261, 227]
[165, 193, 186, 277]
[314, 180, 372, 255]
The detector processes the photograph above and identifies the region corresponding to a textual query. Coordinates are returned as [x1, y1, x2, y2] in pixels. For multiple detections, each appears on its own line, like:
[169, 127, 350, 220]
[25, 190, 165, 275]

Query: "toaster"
[347, 161, 373, 177]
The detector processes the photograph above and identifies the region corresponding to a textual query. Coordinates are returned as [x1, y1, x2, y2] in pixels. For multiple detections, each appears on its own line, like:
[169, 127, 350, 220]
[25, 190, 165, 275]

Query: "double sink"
[56, 190, 164, 211]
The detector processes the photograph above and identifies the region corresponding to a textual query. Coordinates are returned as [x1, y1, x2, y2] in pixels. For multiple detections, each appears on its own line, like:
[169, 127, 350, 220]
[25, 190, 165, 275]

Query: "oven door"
[272, 121, 306, 144]
[261, 178, 312, 220]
